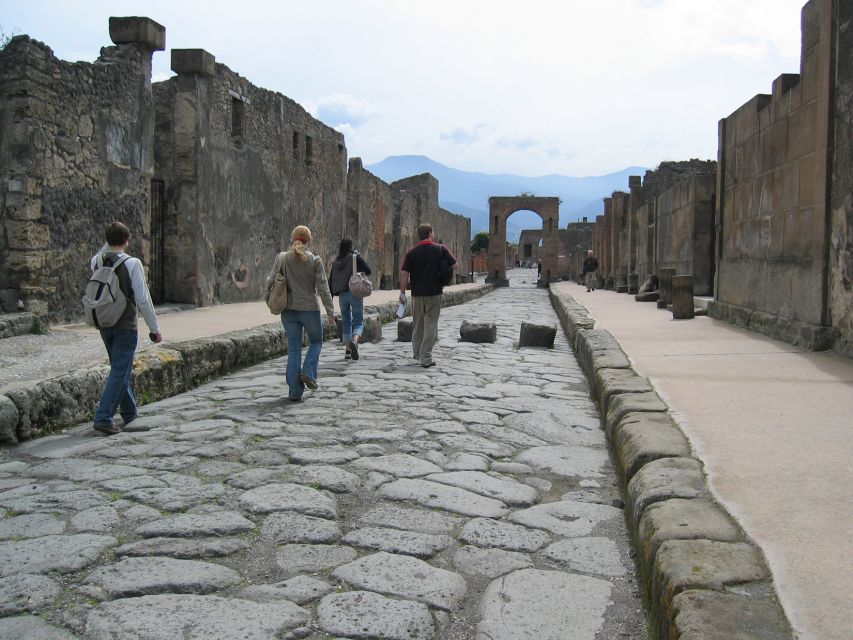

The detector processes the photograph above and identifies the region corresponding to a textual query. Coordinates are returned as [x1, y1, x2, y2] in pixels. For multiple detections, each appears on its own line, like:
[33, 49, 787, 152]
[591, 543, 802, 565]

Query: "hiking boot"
[299, 374, 318, 390]
[93, 423, 121, 436]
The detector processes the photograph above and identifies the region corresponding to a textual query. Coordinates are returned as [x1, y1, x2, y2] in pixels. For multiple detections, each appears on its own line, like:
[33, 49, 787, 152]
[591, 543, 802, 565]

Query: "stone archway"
[486, 196, 560, 286]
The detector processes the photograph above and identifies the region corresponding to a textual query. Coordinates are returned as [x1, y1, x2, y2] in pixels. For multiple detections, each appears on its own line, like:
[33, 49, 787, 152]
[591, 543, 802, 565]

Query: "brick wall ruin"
[0, 21, 470, 322]
[0, 18, 164, 320]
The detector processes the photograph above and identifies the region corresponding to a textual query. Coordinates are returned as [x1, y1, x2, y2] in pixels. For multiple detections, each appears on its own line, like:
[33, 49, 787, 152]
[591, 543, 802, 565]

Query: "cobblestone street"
[0, 277, 646, 639]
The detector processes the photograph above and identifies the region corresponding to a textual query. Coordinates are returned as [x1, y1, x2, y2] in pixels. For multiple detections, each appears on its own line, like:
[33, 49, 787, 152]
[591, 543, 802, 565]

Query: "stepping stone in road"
[397, 318, 413, 342]
[459, 320, 497, 343]
[518, 321, 557, 348]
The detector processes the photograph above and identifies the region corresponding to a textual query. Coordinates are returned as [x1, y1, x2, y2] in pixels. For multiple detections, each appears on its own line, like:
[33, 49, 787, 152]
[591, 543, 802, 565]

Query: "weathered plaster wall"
[715, 0, 833, 326]
[564, 220, 594, 279]
[154, 49, 347, 306]
[829, 0, 853, 354]
[0, 19, 164, 321]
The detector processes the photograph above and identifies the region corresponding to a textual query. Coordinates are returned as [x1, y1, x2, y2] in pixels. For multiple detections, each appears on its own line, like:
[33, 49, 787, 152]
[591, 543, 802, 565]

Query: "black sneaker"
[350, 341, 359, 361]
[421, 361, 436, 368]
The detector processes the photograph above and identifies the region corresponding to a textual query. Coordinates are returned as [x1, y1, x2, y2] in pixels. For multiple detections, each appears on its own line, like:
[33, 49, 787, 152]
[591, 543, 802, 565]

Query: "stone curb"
[707, 300, 837, 351]
[548, 287, 794, 640]
[0, 312, 45, 339]
[0, 284, 494, 445]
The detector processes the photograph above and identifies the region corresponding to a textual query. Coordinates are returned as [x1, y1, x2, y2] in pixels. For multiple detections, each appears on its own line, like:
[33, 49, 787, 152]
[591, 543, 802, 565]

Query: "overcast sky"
[2, 0, 805, 177]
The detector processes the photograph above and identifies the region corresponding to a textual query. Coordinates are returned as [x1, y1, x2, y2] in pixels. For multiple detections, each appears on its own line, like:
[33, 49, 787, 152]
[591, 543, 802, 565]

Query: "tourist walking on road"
[89, 222, 162, 435]
[329, 238, 371, 361]
[274, 225, 335, 401]
[582, 249, 599, 292]
[399, 223, 457, 368]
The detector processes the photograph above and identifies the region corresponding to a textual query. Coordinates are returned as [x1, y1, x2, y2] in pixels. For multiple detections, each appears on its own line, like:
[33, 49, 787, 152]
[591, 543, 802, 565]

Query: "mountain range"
[365, 155, 648, 239]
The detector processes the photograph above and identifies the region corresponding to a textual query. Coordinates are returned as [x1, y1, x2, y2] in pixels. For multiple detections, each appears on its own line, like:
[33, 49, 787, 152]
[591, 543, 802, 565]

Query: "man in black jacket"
[399, 223, 456, 367]
[582, 249, 599, 292]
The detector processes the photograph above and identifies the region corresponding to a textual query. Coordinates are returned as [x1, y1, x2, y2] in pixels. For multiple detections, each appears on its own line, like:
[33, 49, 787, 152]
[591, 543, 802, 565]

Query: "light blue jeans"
[94, 328, 138, 426]
[339, 291, 364, 343]
[282, 309, 323, 399]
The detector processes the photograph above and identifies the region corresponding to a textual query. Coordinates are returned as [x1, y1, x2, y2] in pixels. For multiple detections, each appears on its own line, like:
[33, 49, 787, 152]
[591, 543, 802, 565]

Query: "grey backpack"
[82, 254, 131, 328]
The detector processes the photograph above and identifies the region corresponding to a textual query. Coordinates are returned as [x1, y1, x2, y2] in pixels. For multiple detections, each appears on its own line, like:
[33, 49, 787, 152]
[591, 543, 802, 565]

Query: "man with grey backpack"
[84, 221, 161, 435]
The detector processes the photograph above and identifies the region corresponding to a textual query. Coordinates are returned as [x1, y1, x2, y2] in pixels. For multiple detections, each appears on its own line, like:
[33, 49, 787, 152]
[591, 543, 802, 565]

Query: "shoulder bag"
[265, 251, 288, 314]
[348, 251, 372, 298]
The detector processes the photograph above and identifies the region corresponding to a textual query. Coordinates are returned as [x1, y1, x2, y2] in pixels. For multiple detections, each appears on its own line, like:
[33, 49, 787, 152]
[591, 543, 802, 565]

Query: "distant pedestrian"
[537, 259, 542, 280]
[399, 223, 457, 367]
[329, 238, 371, 361]
[271, 225, 335, 401]
[89, 222, 161, 435]
[582, 249, 599, 292]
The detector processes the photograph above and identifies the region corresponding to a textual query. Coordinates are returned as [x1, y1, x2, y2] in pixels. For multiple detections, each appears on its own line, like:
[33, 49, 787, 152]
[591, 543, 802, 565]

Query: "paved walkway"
[0, 275, 645, 639]
[0, 283, 485, 392]
[553, 281, 853, 640]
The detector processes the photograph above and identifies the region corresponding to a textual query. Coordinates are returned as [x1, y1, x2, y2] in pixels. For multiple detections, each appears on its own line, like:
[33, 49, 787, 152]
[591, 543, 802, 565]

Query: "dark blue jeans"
[94, 328, 138, 426]
[282, 310, 323, 400]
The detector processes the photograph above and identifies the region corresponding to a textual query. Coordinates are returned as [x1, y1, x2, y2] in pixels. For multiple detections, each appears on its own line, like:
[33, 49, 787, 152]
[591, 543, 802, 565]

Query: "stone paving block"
[237, 482, 337, 518]
[239, 575, 332, 605]
[276, 544, 357, 576]
[317, 590, 434, 640]
[288, 445, 360, 465]
[125, 484, 226, 512]
[0, 614, 77, 639]
[627, 457, 706, 526]
[287, 464, 360, 493]
[518, 321, 557, 348]
[379, 478, 509, 518]
[342, 526, 452, 558]
[0, 534, 117, 577]
[458, 517, 550, 552]
[613, 411, 692, 480]
[84, 594, 309, 639]
[435, 433, 515, 458]
[351, 453, 442, 477]
[115, 536, 249, 559]
[332, 551, 467, 611]
[71, 506, 120, 533]
[508, 500, 622, 537]
[593, 367, 654, 414]
[638, 499, 742, 570]
[516, 445, 610, 478]
[261, 512, 342, 544]
[453, 545, 533, 579]
[604, 391, 668, 439]
[670, 589, 794, 640]
[460, 320, 497, 343]
[477, 568, 612, 639]
[397, 317, 413, 342]
[356, 503, 464, 535]
[654, 539, 769, 607]
[0, 573, 61, 615]
[541, 536, 626, 576]
[135, 510, 255, 538]
[0, 512, 65, 539]
[84, 556, 241, 598]
[424, 471, 539, 506]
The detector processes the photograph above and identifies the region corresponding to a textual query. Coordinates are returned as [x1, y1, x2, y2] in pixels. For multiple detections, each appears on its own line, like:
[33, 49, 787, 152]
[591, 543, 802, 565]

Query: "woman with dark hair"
[329, 238, 371, 360]
[270, 225, 335, 401]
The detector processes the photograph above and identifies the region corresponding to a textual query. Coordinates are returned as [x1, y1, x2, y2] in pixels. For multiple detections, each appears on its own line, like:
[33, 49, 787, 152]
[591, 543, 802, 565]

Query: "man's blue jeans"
[94, 328, 138, 426]
[282, 309, 323, 399]
[339, 291, 364, 343]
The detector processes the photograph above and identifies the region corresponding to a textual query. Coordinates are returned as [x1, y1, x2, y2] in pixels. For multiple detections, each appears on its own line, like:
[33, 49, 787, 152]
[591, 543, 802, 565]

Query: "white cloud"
[316, 93, 379, 129]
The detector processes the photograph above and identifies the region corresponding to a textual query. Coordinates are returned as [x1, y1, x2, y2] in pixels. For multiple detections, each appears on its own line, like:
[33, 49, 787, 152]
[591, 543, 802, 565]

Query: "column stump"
[671, 275, 695, 320]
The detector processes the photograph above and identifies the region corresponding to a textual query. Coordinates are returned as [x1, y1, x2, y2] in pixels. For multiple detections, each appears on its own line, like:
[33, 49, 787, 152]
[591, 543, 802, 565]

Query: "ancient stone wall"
[0, 18, 164, 321]
[654, 175, 716, 295]
[518, 229, 543, 263]
[436, 206, 471, 277]
[714, 0, 833, 328]
[829, 0, 853, 355]
[611, 192, 629, 289]
[154, 49, 347, 306]
[345, 158, 394, 289]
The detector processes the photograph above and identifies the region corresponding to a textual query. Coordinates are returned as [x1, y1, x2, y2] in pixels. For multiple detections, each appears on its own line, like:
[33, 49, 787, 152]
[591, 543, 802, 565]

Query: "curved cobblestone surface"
[0, 281, 646, 639]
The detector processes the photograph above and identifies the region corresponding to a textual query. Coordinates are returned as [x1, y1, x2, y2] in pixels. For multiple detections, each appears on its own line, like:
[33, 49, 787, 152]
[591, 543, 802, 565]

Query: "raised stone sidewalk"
[0, 285, 492, 445]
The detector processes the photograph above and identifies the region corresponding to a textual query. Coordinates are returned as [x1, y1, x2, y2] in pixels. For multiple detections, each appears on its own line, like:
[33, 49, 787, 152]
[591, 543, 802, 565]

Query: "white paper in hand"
[396, 303, 406, 319]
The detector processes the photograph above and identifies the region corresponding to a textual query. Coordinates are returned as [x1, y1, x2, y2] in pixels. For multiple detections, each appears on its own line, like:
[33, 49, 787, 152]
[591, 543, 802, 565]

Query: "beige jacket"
[270, 250, 334, 316]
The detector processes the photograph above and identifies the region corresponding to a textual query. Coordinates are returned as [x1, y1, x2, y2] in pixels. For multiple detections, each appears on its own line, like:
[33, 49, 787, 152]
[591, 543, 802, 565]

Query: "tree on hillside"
[470, 231, 489, 254]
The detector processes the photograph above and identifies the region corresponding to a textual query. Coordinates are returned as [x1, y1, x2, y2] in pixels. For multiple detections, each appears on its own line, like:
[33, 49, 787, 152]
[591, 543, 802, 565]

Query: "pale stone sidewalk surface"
[554, 281, 853, 640]
[0, 279, 646, 638]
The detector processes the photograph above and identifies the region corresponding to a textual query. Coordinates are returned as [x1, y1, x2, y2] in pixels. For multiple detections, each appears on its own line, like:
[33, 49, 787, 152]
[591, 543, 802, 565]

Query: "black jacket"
[582, 256, 599, 274]
[329, 252, 371, 295]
